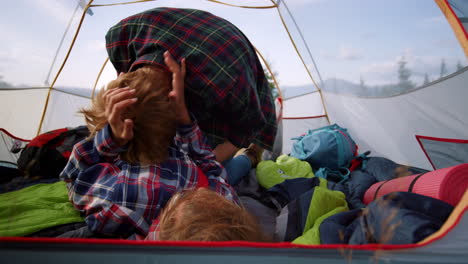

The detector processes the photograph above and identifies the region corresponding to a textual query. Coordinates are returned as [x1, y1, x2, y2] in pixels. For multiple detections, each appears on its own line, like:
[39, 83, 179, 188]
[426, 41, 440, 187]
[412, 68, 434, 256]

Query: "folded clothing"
[274, 185, 348, 244]
[320, 192, 454, 244]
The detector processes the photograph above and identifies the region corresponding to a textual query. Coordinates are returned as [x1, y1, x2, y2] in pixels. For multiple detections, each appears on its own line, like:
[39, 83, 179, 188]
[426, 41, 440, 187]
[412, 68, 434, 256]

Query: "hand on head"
[103, 86, 137, 146]
[103, 51, 187, 146]
[164, 51, 190, 125]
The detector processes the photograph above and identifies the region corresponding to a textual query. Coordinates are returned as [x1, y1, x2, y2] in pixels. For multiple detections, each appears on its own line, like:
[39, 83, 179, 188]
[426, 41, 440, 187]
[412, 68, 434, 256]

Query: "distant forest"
[280, 58, 466, 99]
[2, 57, 466, 99]
[0, 75, 15, 88]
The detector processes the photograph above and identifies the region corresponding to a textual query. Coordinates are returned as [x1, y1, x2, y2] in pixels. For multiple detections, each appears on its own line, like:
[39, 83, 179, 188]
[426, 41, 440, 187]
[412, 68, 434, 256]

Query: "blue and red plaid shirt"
[60, 120, 238, 238]
[105, 7, 277, 150]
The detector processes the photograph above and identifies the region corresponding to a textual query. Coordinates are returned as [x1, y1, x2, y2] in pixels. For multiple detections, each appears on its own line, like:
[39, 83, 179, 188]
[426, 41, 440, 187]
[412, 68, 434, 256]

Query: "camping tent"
[1, 0, 467, 263]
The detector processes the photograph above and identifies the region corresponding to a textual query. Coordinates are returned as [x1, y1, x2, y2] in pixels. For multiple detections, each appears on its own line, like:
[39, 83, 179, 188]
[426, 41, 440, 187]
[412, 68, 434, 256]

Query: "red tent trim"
[415, 134, 468, 170]
[1, 204, 466, 251]
[0, 128, 31, 142]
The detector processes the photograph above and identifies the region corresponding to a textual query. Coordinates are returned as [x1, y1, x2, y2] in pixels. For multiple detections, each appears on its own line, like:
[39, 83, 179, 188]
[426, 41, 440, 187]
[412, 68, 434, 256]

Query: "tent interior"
[1, 0, 467, 263]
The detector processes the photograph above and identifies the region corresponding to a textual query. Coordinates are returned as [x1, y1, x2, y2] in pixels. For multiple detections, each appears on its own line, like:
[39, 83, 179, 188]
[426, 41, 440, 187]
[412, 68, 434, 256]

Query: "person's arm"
[213, 141, 239, 163]
[176, 121, 239, 203]
[61, 125, 149, 237]
[60, 79, 150, 237]
[164, 51, 239, 203]
[60, 125, 125, 182]
[61, 76, 137, 183]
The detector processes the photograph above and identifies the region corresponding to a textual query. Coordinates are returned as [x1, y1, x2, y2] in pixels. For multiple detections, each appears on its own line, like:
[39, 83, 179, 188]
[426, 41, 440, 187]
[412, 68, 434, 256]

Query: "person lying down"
[144, 187, 269, 241]
[60, 52, 269, 241]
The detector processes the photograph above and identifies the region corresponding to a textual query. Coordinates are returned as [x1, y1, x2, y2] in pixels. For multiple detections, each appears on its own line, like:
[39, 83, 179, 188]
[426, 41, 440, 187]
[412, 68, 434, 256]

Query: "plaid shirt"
[105, 7, 277, 150]
[60, 121, 238, 238]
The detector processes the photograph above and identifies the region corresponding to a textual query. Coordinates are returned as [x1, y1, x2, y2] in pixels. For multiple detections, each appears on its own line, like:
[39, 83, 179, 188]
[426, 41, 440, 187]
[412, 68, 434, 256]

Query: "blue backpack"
[290, 124, 358, 172]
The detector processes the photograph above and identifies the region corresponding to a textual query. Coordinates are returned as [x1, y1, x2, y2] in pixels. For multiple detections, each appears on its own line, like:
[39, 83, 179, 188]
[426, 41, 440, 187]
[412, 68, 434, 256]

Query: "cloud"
[358, 51, 463, 86]
[279, 0, 326, 7]
[0, 23, 53, 86]
[0, 51, 16, 65]
[85, 40, 106, 52]
[0, 47, 51, 86]
[321, 45, 364, 61]
[337, 46, 364, 60]
[359, 59, 397, 84]
[361, 60, 396, 74]
[405, 54, 463, 80]
[31, 0, 75, 24]
[359, 32, 377, 39]
[420, 15, 446, 25]
[0, 23, 52, 64]
[431, 37, 460, 48]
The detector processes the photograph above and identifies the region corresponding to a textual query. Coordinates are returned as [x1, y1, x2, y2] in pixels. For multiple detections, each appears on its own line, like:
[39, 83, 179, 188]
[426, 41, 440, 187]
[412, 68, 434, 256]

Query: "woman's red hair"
[158, 188, 271, 242]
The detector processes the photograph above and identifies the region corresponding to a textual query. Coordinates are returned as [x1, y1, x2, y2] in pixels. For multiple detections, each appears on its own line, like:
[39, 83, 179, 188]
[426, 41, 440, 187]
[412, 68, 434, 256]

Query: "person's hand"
[103, 87, 137, 146]
[164, 51, 190, 125]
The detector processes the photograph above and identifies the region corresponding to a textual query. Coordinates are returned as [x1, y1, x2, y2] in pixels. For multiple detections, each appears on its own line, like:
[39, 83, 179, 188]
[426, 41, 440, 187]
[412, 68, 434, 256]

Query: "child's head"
[157, 188, 270, 242]
[81, 65, 177, 164]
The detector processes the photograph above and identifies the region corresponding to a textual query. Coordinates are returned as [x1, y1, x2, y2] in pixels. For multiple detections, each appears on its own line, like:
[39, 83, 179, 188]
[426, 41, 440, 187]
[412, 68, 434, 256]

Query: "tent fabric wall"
[0, 89, 91, 140]
[0, 129, 29, 165]
[282, 91, 325, 118]
[282, 91, 328, 153]
[321, 68, 468, 170]
[0, 89, 49, 140]
[40, 90, 91, 134]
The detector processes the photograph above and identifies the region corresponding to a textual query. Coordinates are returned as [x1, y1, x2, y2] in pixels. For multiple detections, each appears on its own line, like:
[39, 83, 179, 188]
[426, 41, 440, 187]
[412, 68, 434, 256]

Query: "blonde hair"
[81, 66, 176, 164]
[158, 188, 271, 242]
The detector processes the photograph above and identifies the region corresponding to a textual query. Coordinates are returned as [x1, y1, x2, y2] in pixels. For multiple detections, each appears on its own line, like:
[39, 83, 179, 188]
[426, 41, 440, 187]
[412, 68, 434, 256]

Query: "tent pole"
[274, 3, 331, 124]
[255, 47, 283, 99]
[435, 0, 468, 59]
[91, 57, 110, 99]
[36, 0, 94, 136]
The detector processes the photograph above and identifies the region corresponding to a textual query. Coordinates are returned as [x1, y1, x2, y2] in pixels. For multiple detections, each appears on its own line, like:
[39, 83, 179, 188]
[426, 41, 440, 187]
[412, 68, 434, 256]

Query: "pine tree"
[0, 75, 14, 88]
[359, 75, 368, 95]
[360, 75, 365, 87]
[264, 69, 279, 99]
[456, 60, 463, 71]
[439, 59, 447, 78]
[397, 57, 414, 91]
[423, 73, 430, 85]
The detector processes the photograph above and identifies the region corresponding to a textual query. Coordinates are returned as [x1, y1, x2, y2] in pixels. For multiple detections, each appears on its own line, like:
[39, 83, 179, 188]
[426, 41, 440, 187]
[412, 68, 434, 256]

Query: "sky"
[0, 0, 466, 92]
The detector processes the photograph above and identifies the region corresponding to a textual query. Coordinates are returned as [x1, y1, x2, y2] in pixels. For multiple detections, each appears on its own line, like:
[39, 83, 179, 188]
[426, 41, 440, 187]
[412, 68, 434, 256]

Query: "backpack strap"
[315, 167, 350, 184]
[408, 172, 428, 193]
[349, 151, 371, 171]
[372, 180, 390, 201]
[372, 172, 428, 202]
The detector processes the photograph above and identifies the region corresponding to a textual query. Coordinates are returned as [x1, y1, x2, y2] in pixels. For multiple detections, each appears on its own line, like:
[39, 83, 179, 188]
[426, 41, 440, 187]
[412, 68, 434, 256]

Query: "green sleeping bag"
[0, 181, 84, 237]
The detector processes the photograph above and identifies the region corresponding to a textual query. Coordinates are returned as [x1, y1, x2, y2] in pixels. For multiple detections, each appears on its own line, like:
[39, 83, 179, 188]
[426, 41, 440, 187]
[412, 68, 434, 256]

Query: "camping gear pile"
[1, 123, 466, 245]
